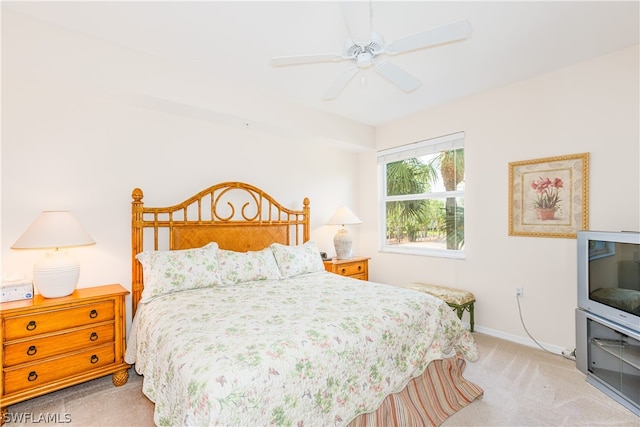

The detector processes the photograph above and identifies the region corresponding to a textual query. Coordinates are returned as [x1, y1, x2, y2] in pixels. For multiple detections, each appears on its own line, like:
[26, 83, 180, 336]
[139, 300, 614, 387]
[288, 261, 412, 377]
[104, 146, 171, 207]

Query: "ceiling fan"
[270, 1, 472, 100]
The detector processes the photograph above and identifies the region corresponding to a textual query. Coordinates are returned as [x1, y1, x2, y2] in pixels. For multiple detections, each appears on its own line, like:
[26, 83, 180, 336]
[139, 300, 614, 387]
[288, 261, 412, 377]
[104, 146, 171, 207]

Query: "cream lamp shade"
[11, 211, 95, 298]
[327, 206, 362, 260]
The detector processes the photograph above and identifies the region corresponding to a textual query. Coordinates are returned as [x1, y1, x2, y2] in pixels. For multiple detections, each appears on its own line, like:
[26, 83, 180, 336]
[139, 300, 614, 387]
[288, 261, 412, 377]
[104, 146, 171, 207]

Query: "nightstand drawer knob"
[26, 345, 37, 356]
[89, 309, 98, 318]
[27, 371, 38, 382]
[90, 354, 99, 364]
[341, 268, 347, 274]
[90, 332, 99, 341]
[357, 266, 362, 271]
[26, 320, 37, 331]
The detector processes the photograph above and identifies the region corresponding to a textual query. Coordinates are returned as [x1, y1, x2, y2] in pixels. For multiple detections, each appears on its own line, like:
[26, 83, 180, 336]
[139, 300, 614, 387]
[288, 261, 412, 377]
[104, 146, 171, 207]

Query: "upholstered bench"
[405, 283, 475, 331]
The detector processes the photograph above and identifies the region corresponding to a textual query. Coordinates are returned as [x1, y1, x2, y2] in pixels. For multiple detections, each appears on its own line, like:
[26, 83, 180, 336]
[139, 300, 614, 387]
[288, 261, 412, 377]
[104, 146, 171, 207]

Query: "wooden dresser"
[323, 256, 370, 281]
[1, 284, 130, 419]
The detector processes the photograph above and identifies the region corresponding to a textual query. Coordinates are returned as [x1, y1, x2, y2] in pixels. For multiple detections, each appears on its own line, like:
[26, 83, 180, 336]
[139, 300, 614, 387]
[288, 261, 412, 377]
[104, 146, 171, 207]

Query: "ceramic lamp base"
[33, 251, 79, 298]
[334, 228, 353, 260]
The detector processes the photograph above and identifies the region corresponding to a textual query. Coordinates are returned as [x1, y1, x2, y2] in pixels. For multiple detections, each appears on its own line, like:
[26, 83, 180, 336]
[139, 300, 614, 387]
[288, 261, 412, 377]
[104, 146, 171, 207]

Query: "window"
[378, 132, 465, 258]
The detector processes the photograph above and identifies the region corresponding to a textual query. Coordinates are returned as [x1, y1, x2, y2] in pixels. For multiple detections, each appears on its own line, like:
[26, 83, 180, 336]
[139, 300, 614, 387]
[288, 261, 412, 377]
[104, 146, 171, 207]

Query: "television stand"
[576, 309, 640, 416]
[592, 337, 640, 370]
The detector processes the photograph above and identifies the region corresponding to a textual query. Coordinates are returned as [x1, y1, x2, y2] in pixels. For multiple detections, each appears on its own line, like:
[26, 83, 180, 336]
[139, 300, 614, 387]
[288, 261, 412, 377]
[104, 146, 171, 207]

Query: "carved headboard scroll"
[131, 182, 310, 315]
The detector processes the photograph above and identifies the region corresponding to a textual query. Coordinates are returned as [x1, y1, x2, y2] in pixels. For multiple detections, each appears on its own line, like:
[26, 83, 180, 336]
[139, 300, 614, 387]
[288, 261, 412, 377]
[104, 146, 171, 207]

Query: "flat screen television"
[577, 230, 640, 331]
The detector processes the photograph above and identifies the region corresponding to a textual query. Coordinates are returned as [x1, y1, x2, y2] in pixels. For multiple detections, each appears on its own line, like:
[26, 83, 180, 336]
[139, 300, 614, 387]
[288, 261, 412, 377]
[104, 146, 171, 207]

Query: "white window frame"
[378, 132, 465, 259]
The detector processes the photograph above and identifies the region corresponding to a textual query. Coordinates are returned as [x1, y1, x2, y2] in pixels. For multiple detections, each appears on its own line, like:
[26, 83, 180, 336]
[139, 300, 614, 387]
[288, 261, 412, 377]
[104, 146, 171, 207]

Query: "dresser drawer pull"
[26, 345, 38, 356]
[89, 309, 98, 319]
[341, 268, 347, 274]
[27, 371, 38, 382]
[90, 332, 99, 341]
[90, 354, 99, 364]
[26, 320, 37, 331]
[357, 266, 362, 271]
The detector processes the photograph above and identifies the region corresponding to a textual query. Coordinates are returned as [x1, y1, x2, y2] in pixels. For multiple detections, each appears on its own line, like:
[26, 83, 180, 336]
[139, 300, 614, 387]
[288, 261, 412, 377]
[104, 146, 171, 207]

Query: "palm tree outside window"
[378, 132, 465, 258]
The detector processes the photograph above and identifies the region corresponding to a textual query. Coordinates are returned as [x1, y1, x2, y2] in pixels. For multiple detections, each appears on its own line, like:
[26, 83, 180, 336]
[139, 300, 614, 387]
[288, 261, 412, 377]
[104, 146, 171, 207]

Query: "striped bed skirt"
[349, 354, 483, 426]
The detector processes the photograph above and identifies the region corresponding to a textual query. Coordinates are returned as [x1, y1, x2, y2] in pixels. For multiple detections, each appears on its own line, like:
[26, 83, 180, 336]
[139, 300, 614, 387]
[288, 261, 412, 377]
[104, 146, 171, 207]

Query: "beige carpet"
[5, 333, 638, 426]
[442, 333, 638, 426]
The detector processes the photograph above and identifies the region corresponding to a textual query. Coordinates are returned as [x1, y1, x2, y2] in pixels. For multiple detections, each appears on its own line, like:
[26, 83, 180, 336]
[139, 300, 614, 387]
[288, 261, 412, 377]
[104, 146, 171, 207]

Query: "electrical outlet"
[515, 287, 524, 298]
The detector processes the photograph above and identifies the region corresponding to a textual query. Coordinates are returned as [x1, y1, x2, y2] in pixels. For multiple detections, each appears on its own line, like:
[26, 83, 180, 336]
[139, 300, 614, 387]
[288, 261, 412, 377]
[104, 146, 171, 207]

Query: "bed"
[124, 182, 483, 426]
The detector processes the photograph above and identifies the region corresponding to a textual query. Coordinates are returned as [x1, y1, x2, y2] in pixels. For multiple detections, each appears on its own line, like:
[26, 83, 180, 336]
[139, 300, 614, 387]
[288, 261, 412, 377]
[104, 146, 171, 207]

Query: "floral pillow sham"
[136, 242, 221, 303]
[270, 240, 325, 278]
[217, 247, 282, 286]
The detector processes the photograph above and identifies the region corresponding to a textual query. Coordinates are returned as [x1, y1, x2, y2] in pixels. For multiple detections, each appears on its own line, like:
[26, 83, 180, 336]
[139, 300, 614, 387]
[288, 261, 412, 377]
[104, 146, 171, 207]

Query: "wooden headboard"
[131, 182, 310, 315]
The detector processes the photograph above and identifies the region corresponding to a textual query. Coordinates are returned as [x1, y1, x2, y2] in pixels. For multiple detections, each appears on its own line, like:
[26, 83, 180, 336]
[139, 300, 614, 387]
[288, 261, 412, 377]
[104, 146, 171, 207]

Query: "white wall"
[359, 45, 640, 351]
[0, 10, 371, 322]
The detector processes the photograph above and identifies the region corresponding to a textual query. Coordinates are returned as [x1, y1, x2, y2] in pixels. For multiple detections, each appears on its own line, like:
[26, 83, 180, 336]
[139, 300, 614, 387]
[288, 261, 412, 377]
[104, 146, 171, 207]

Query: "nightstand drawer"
[3, 322, 115, 366]
[334, 261, 367, 277]
[3, 301, 114, 341]
[3, 343, 115, 395]
[323, 257, 370, 281]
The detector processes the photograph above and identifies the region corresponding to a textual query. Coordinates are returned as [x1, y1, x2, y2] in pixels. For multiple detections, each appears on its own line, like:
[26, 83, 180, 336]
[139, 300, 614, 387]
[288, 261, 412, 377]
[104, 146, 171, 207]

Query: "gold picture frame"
[509, 153, 589, 238]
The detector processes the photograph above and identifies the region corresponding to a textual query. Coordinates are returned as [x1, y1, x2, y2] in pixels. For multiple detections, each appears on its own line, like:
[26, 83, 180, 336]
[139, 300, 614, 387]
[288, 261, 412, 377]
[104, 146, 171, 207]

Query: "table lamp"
[327, 206, 362, 259]
[11, 211, 95, 298]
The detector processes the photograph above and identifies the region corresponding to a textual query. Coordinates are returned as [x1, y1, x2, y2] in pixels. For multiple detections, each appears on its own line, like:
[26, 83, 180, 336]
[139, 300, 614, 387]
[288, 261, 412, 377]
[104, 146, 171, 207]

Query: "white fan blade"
[270, 54, 347, 67]
[341, 0, 372, 46]
[374, 60, 421, 92]
[323, 66, 359, 100]
[386, 19, 472, 54]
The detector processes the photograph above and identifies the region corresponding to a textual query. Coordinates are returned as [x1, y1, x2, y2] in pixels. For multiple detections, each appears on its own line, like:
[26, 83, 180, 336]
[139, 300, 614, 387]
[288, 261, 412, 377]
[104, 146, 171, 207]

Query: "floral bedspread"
[125, 272, 478, 426]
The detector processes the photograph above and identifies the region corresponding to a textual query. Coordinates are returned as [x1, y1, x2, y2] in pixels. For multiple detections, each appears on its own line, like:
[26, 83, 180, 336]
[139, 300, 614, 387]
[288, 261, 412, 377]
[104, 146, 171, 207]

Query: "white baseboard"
[472, 324, 570, 356]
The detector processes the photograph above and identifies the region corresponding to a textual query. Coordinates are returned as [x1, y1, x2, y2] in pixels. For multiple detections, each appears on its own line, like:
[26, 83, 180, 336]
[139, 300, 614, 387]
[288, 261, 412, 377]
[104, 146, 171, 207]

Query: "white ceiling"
[3, 1, 639, 127]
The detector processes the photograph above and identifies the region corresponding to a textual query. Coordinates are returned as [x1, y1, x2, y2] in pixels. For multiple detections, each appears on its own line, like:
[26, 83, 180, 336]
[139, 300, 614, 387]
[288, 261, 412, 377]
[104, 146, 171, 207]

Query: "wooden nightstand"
[1, 284, 130, 420]
[323, 256, 370, 281]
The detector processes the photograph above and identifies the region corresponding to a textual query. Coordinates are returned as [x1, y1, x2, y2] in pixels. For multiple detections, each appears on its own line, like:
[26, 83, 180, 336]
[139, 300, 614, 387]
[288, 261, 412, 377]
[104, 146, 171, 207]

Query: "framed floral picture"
[509, 153, 589, 238]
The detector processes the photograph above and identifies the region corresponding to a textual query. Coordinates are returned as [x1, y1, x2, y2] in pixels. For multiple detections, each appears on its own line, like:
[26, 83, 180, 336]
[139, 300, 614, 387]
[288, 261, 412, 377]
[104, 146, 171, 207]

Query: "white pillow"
[136, 242, 221, 303]
[270, 241, 325, 278]
[218, 247, 282, 285]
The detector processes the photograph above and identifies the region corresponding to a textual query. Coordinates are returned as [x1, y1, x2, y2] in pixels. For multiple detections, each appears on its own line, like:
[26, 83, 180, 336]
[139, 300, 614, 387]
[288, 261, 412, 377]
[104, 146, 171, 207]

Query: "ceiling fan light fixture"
[356, 52, 373, 68]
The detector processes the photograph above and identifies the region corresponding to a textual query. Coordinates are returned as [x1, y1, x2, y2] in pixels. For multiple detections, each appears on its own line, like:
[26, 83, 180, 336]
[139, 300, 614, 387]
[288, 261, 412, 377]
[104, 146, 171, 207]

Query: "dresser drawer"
[3, 343, 115, 395]
[3, 301, 114, 341]
[334, 261, 367, 277]
[1, 284, 130, 411]
[3, 322, 115, 367]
